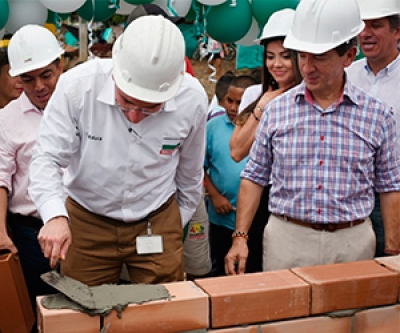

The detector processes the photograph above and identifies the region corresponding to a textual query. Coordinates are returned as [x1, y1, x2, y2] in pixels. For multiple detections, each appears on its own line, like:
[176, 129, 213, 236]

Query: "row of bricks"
[37, 257, 400, 333]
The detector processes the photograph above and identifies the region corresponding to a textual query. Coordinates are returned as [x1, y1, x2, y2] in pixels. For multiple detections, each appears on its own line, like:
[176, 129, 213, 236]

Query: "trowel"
[40, 271, 97, 310]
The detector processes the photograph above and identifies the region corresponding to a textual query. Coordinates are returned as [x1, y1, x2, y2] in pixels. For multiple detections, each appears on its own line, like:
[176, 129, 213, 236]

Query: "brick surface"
[207, 327, 259, 333]
[354, 305, 400, 333]
[376, 256, 400, 301]
[260, 316, 352, 333]
[292, 260, 399, 314]
[103, 281, 209, 333]
[36, 296, 100, 333]
[195, 271, 310, 328]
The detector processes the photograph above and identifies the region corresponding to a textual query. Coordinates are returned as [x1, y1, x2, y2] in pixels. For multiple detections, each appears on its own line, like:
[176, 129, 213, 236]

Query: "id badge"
[136, 235, 163, 254]
[136, 220, 164, 255]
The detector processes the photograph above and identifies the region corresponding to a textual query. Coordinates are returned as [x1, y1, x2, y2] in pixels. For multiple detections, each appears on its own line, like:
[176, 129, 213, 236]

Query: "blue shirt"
[242, 79, 400, 223]
[205, 113, 248, 229]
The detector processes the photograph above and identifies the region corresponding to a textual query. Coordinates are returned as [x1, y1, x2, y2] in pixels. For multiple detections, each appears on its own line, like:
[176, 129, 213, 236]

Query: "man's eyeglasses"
[116, 102, 164, 117]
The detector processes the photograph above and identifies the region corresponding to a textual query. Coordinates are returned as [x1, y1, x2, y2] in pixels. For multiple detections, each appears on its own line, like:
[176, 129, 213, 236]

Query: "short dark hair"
[215, 71, 235, 102]
[387, 14, 400, 31]
[230, 75, 257, 90]
[335, 37, 358, 57]
[0, 34, 12, 71]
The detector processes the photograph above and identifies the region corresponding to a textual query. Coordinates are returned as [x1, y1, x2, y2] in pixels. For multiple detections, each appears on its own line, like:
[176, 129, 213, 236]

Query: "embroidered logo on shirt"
[188, 222, 205, 240]
[87, 134, 103, 141]
[160, 142, 180, 155]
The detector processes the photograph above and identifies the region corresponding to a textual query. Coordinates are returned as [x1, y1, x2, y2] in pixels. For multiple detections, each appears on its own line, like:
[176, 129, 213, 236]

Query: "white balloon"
[170, 0, 191, 17]
[5, 0, 48, 34]
[117, 0, 136, 15]
[152, 0, 191, 18]
[237, 17, 260, 46]
[39, 0, 86, 13]
[197, 0, 227, 5]
[0, 28, 4, 40]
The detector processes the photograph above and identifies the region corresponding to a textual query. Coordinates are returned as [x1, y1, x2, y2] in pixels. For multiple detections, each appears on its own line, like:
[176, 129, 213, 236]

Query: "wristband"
[232, 231, 249, 240]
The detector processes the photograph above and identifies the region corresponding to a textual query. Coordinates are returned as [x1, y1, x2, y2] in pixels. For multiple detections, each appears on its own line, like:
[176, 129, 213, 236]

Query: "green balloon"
[0, 0, 9, 31]
[47, 10, 57, 24]
[124, 0, 153, 4]
[185, 1, 204, 22]
[251, 0, 299, 28]
[77, 0, 118, 22]
[207, 0, 252, 43]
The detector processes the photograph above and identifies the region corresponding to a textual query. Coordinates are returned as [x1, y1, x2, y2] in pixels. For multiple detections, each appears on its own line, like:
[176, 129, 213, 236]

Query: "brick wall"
[37, 257, 400, 333]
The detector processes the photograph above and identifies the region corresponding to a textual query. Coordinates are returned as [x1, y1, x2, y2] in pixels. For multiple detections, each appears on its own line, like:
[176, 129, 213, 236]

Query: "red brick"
[376, 256, 400, 301]
[103, 281, 209, 333]
[195, 271, 310, 328]
[36, 296, 100, 333]
[292, 260, 398, 314]
[207, 317, 351, 333]
[354, 305, 400, 333]
[260, 316, 352, 333]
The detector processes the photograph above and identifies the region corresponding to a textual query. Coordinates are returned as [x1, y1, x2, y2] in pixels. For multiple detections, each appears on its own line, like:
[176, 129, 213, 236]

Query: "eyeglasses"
[116, 101, 164, 117]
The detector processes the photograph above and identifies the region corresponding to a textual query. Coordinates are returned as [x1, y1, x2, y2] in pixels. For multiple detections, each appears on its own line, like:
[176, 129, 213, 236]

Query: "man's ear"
[344, 46, 358, 68]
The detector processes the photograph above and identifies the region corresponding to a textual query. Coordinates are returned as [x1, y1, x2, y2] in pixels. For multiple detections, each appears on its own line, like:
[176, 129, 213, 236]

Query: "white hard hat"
[8, 24, 64, 77]
[357, 0, 400, 20]
[254, 9, 295, 44]
[284, 0, 365, 54]
[112, 15, 185, 103]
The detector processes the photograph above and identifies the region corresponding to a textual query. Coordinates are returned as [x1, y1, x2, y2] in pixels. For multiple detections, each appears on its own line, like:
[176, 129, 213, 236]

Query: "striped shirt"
[241, 79, 400, 223]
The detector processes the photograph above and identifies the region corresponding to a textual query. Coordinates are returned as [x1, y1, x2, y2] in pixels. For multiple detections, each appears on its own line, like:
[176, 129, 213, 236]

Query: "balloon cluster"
[0, 0, 300, 46]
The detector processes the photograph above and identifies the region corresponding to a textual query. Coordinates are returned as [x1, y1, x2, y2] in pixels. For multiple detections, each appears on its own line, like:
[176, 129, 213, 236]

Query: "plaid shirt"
[241, 79, 400, 223]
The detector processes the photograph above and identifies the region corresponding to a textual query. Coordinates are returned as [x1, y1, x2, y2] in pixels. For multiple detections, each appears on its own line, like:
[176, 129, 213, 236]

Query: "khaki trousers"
[263, 214, 376, 271]
[62, 196, 184, 286]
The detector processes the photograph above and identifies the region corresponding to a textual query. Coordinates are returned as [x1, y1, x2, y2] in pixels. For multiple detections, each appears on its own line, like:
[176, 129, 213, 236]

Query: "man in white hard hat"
[0, 24, 64, 327]
[225, 0, 400, 274]
[347, 0, 400, 258]
[29, 16, 208, 286]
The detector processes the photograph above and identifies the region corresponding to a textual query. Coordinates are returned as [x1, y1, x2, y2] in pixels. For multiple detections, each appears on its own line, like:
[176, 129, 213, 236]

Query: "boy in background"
[204, 75, 257, 276]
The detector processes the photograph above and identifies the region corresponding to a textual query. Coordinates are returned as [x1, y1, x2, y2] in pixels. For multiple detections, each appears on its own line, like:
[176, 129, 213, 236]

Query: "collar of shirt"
[96, 73, 179, 112]
[19, 92, 42, 114]
[364, 53, 400, 77]
[294, 78, 359, 110]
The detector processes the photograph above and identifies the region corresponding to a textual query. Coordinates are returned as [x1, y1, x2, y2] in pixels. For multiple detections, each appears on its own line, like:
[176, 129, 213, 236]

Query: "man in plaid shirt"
[226, 0, 400, 274]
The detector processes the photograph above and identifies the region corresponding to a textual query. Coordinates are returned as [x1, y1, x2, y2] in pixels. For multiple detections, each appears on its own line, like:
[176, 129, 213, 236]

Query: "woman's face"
[265, 40, 296, 89]
[0, 63, 23, 107]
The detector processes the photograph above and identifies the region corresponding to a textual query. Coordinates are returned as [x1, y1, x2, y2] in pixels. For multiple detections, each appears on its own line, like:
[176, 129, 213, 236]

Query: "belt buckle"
[312, 223, 337, 232]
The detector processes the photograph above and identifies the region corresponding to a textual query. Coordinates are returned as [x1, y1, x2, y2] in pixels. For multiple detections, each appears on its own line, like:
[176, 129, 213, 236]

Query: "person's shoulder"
[61, 58, 113, 82]
[347, 58, 367, 76]
[177, 73, 208, 104]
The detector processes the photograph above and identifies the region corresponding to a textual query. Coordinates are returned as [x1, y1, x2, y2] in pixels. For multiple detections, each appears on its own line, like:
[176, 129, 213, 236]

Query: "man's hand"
[38, 216, 71, 268]
[0, 233, 18, 254]
[225, 237, 249, 275]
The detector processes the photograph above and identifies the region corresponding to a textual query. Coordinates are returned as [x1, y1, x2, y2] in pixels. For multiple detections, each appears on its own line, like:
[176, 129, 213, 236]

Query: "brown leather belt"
[275, 214, 365, 232]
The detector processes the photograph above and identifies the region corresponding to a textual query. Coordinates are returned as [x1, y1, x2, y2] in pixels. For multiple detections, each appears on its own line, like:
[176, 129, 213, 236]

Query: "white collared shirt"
[347, 54, 400, 151]
[29, 58, 208, 226]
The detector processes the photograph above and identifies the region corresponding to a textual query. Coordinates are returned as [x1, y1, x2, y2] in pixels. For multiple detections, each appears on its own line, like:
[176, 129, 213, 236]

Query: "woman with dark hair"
[0, 35, 23, 108]
[229, 9, 303, 273]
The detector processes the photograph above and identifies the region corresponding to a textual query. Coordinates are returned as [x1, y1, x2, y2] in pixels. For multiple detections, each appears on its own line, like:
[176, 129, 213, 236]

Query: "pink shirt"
[0, 93, 43, 218]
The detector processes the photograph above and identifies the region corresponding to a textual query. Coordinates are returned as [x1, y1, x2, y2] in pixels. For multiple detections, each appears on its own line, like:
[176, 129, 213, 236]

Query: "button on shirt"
[241, 80, 400, 223]
[0, 93, 43, 218]
[347, 54, 400, 152]
[29, 59, 208, 226]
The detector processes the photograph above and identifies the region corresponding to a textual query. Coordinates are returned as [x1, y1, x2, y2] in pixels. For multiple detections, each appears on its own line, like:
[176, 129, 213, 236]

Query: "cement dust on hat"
[126, 3, 185, 26]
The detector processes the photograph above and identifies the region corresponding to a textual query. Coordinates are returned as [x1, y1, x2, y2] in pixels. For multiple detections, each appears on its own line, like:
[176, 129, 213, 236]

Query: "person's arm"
[230, 111, 261, 162]
[224, 179, 263, 275]
[204, 172, 234, 214]
[29, 75, 78, 267]
[379, 192, 400, 255]
[0, 187, 17, 254]
[230, 88, 286, 162]
[175, 92, 208, 227]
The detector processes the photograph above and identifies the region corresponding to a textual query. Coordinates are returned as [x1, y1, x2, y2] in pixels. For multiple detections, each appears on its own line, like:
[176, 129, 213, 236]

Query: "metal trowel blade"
[41, 271, 96, 310]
